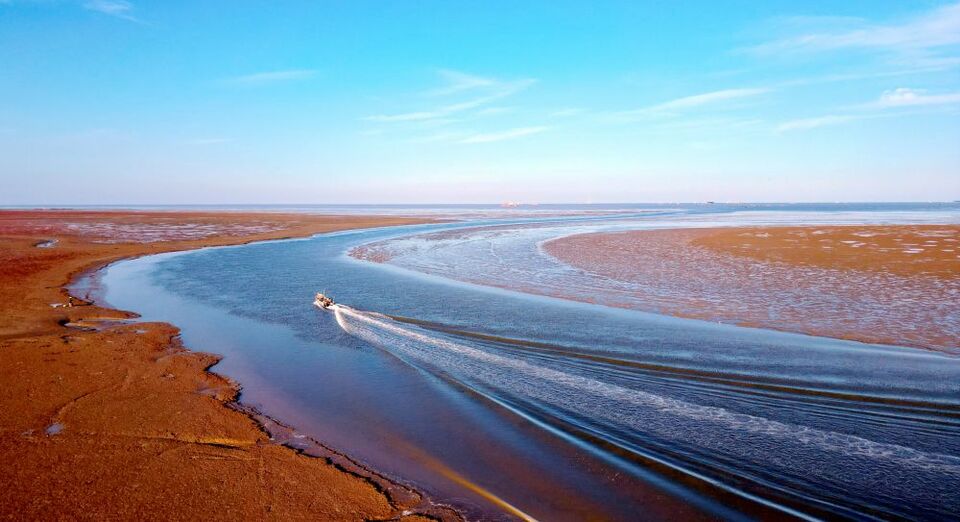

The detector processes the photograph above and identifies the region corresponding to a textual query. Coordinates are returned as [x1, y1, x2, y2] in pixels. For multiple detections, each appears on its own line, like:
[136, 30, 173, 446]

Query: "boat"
[313, 292, 335, 309]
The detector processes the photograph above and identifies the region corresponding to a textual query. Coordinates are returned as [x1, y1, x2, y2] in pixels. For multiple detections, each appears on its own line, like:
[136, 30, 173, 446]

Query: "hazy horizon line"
[2, 200, 958, 209]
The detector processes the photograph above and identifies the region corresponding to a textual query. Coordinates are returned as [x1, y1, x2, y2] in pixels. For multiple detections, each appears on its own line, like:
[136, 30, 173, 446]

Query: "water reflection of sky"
[96, 206, 960, 521]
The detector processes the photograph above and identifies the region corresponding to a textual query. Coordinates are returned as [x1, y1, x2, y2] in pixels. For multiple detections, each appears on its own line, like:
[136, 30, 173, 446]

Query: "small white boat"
[314, 292, 335, 309]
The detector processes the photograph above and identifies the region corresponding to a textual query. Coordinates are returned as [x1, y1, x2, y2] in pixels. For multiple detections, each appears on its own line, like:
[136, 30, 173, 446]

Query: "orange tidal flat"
[0, 210, 454, 521]
[543, 225, 960, 353]
[694, 225, 960, 278]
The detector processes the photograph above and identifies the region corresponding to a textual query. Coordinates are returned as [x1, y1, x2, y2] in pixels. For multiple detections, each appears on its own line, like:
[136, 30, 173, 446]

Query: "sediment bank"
[0, 210, 457, 520]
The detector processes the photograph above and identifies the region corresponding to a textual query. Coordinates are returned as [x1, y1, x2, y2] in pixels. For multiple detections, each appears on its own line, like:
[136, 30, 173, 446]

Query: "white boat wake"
[328, 303, 960, 487]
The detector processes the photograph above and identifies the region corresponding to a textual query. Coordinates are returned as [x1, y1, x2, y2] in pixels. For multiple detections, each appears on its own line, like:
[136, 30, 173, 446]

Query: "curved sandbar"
[542, 225, 960, 352]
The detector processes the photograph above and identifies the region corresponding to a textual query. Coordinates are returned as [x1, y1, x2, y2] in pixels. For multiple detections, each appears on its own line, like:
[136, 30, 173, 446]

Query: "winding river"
[88, 204, 960, 521]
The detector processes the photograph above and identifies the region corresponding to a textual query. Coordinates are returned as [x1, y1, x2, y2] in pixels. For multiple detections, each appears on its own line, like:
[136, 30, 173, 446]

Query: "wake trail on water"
[329, 303, 960, 518]
[333, 306, 959, 471]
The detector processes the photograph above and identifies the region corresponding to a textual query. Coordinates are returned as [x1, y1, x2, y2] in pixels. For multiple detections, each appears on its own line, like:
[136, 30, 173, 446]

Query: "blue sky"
[2, 0, 959, 204]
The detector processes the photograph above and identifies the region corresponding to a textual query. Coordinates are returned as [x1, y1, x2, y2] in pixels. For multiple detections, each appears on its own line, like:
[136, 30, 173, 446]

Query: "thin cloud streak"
[748, 2, 960, 55]
[83, 0, 138, 22]
[777, 115, 854, 133]
[426, 69, 497, 96]
[226, 69, 317, 86]
[777, 87, 960, 133]
[774, 61, 960, 90]
[652, 88, 770, 110]
[365, 71, 535, 123]
[611, 88, 770, 121]
[460, 126, 548, 144]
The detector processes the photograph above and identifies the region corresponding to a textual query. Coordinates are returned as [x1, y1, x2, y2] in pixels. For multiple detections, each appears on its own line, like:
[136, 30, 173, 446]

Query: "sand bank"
[543, 225, 959, 352]
[0, 210, 456, 520]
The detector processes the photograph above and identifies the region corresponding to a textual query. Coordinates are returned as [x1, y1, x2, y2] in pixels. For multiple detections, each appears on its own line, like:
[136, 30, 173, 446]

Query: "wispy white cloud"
[611, 88, 769, 121]
[460, 126, 548, 144]
[226, 69, 317, 86]
[777, 86, 960, 133]
[651, 88, 770, 111]
[440, 91, 522, 113]
[777, 115, 854, 133]
[83, 0, 137, 22]
[749, 2, 960, 55]
[364, 70, 535, 123]
[875, 87, 960, 108]
[425, 69, 497, 96]
[773, 60, 960, 90]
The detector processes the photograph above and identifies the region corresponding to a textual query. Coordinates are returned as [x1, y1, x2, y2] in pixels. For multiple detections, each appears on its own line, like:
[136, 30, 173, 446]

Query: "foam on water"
[334, 303, 960, 517]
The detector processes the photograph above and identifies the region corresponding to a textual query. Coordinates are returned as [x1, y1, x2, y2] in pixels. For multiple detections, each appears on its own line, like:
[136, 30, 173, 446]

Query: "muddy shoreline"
[0, 210, 458, 521]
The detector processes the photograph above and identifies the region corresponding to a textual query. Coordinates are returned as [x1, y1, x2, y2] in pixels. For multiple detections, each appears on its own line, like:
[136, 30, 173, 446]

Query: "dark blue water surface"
[92, 206, 960, 521]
